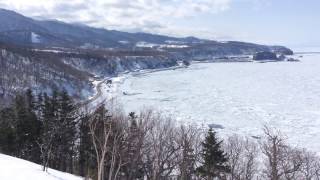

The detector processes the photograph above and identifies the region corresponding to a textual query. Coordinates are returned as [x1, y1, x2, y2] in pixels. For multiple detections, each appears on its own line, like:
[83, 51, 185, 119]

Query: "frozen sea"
[116, 53, 320, 152]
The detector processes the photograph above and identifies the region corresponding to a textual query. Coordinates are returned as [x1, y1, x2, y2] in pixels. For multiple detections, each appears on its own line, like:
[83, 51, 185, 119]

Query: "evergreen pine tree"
[14, 93, 29, 158]
[24, 89, 42, 163]
[124, 112, 144, 179]
[40, 92, 58, 171]
[197, 128, 230, 179]
[78, 113, 96, 178]
[0, 107, 17, 155]
[0, 90, 41, 162]
[57, 90, 77, 173]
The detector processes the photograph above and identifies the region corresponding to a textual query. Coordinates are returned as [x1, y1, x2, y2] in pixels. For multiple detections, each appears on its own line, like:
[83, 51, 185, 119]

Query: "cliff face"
[0, 46, 93, 104]
[0, 44, 180, 104]
[62, 55, 178, 77]
[253, 51, 278, 60]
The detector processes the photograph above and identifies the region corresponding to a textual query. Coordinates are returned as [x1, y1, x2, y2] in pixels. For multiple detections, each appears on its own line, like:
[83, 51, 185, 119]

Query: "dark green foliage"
[0, 107, 17, 155]
[55, 90, 77, 172]
[38, 90, 78, 173]
[15, 90, 42, 162]
[0, 89, 79, 173]
[78, 113, 96, 178]
[197, 128, 230, 179]
[0, 89, 234, 180]
[122, 112, 144, 179]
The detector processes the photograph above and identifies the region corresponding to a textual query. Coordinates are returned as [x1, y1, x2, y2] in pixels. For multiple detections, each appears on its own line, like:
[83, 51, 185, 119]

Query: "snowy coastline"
[108, 53, 320, 153]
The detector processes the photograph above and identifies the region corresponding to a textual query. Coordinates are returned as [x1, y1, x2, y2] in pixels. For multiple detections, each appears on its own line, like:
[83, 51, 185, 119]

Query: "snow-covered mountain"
[0, 8, 294, 104]
[0, 8, 201, 49]
[0, 153, 82, 180]
[0, 8, 292, 55]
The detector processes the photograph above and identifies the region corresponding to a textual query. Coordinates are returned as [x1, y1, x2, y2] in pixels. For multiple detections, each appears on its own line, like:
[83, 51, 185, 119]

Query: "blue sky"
[0, 0, 319, 48]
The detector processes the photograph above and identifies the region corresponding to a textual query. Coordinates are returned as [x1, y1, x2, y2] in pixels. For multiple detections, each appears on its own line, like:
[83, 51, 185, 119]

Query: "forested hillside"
[0, 90, 319, 180]
[0, 44, 94, 106]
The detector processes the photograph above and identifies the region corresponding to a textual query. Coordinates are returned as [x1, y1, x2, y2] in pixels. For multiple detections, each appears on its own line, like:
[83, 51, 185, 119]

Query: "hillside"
[0, 8, 294, 104]
[0, 8, 200, 48]
[0, 8, 292, 56]
[0, 44, 94, 106]
[0, 43, 179, 104]
[0, 153, 82, 180]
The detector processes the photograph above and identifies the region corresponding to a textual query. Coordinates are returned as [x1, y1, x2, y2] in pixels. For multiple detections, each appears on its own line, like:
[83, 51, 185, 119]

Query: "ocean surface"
[116, 53, 320, 152]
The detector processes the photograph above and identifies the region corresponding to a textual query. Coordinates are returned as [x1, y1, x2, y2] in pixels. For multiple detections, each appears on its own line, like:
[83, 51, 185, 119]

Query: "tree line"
[0, 90, 320, 180]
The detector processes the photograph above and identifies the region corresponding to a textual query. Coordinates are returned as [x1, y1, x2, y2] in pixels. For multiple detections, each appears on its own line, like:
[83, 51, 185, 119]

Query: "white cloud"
[0, 0, 232, 39]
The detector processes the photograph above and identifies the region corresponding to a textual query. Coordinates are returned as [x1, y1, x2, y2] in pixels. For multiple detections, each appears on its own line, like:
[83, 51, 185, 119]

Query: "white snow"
[135, 41, 158, 48]
[33, 49, 64, 53]
[31, 32, 41, 43]
[117, 53, 320, 153]
[85, 76, 127, 110]
[118, 40, 130, 44]
[159, 44, 189, 48]
[0, 153, 82, 180]
[135, 41, 188, 49]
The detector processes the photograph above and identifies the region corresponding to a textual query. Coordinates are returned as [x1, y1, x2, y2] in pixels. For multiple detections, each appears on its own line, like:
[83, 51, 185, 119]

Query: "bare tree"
[261, 126, 286, 180]
[261, 126, 303, 180]
[107, 112, 128, 180]
[299, 149, 320, 180]
[280, 147, 303, 180]
[142, 112, 181, 180]
[225, 135, 258, 180]
[176, 125, 201, 180]
[89, 106, 112, 180]
[38, 130, 55, 172]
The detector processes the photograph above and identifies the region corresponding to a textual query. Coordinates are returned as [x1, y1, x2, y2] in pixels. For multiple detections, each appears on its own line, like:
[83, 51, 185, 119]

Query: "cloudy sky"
[0, 0, 319, 47]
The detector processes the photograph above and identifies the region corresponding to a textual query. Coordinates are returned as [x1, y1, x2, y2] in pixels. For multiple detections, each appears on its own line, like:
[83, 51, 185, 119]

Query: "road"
[77, 78, 110, 108]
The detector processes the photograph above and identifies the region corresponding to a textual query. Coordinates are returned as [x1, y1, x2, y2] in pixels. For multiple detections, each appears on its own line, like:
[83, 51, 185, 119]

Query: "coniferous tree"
[123, 112, 144, 179]
[24, 89, 42, 163]
[0, 107, 17, 155]
[14, 94, 28, 157]
[48, 89, 62, 169]
[78, 113, 96, 178]
[36, 92, 44, 118]
[40, 92, 58, 171]
[197, 128, 230, 180]
[56, 90, 77, 173]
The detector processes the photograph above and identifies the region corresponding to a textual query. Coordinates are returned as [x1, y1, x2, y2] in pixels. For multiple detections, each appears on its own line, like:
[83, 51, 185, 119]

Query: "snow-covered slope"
[0, 153, 82, 180]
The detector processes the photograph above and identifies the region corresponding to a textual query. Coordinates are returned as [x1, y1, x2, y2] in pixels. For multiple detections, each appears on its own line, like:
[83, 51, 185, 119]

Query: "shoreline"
[83, 54, 304, 110]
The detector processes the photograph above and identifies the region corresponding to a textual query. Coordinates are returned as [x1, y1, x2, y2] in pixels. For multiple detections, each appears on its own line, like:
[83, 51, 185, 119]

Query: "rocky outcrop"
[253, 51, 278, 60]
[270, 46, 294, 55]
[62, 55, 178, 76]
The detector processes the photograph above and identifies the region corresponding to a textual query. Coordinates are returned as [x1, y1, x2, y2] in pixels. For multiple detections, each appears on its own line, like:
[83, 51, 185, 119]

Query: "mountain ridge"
[0, 8, 204, 49]
[0, 8, 292, 54]
[0, 8, 294, 104]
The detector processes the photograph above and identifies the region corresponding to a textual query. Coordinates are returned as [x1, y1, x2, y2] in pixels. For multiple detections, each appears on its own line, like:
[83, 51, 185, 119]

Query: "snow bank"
[0, 153, 82, 180]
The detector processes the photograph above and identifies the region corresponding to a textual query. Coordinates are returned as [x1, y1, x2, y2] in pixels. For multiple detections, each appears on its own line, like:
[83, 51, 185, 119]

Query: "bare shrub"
[225, 135, 258, 180]
[261, 126, 303, 180]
